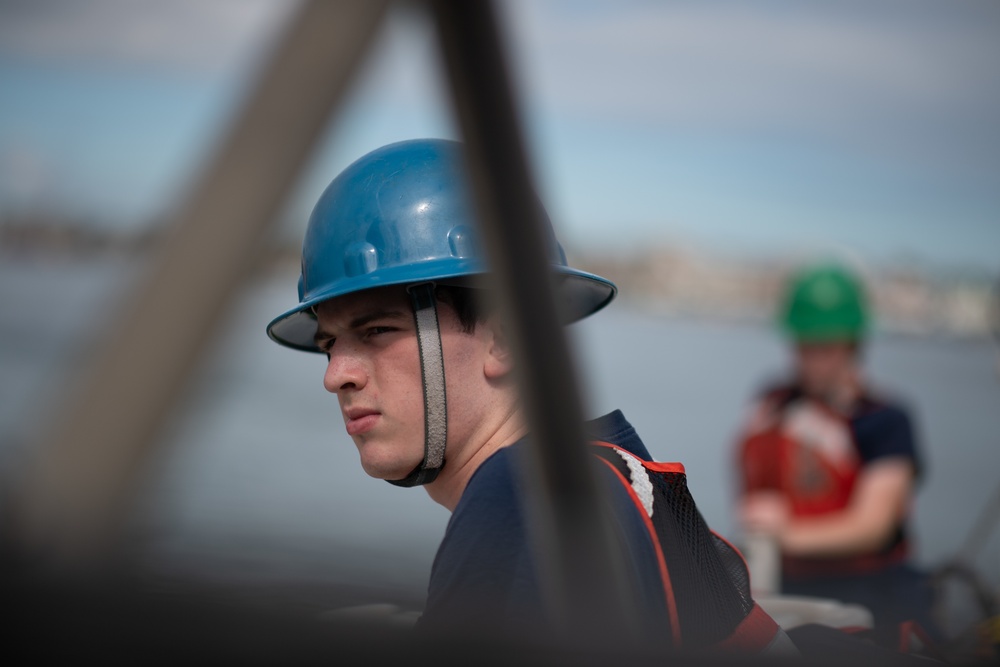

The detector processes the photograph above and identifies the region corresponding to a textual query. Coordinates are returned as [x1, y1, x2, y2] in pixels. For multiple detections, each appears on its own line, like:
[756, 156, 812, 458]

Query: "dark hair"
[435, 284, 487, 334]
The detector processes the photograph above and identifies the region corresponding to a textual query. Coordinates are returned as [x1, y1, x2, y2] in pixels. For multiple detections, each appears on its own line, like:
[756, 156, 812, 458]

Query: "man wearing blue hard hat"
[267, 139, 790, 652]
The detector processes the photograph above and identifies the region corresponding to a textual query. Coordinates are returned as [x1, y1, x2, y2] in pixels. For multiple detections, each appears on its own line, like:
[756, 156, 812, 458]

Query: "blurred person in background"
[734, 262, 939, 643]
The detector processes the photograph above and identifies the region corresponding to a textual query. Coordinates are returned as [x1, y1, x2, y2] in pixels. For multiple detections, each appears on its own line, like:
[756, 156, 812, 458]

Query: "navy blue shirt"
[417, 410, 667, 636]
[851, 394, 922, 480]
[777, 390, 933, 637]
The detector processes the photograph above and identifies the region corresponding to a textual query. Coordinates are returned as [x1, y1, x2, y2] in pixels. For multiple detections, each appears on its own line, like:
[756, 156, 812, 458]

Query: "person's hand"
[740, 492, 791, 536]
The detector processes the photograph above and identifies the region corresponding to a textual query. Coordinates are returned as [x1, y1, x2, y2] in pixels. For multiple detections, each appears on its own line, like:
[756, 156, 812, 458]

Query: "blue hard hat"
[267, 139, 617, 352]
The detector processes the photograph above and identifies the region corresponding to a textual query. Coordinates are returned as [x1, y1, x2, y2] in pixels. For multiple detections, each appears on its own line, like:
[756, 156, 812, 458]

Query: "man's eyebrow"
[314, 308, 408, 343]
[349, 308, 407, 330]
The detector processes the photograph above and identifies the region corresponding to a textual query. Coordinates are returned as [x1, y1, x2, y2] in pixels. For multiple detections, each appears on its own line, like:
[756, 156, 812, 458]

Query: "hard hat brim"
[266, 263, 617, 353]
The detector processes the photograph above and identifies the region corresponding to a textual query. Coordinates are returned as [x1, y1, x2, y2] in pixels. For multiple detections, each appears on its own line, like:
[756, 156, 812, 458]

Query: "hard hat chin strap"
[387, 283, 448, 487]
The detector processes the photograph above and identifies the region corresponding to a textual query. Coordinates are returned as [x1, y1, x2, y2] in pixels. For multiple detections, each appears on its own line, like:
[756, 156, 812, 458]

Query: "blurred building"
[573, 242, 996, 339]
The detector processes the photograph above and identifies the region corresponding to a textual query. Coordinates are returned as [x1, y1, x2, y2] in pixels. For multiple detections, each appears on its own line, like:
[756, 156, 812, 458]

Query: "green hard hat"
[779, 263, 870, 342]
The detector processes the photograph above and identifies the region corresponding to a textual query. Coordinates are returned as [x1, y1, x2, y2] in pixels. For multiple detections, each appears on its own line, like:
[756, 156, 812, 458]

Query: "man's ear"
[483, 317, 514, 380]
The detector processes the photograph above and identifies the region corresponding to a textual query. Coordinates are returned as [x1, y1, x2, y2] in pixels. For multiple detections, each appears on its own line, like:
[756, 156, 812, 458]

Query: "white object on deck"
[756, 594, 874, 630]
[743, 533, 873, 630]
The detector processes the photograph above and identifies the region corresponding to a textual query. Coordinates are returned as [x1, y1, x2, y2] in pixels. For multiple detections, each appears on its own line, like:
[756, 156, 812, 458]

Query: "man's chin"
[358, 453, 422, 482]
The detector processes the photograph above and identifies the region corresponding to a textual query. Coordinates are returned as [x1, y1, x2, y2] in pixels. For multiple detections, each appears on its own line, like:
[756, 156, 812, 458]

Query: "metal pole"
[428, 0, 640, 641]
[13, 0, 390, 567]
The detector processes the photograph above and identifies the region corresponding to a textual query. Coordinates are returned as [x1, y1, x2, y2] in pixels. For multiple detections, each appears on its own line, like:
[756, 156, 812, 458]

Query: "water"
[2, 258, 999, 617]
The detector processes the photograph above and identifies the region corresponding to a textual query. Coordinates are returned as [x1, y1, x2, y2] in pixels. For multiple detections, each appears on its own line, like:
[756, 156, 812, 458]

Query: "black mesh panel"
[590, 446, 756, 648]
[647, 471, 754, 646]
[711, 533, 753, 603]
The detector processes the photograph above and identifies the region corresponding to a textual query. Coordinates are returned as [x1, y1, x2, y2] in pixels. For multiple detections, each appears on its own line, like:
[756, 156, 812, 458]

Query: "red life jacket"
[741, 393, 859, 516]
[590, 442, 791, 655]
[737, 389, 909, 577]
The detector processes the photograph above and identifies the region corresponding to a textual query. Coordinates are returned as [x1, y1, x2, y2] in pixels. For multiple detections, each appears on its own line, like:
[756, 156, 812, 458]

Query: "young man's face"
[314, 286, 495, 481]
[793, 340, 857, 397]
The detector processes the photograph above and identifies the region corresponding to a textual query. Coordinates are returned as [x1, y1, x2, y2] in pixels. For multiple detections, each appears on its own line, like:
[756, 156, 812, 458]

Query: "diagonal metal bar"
[428, 0, 640, 640]
[13, 0, 390, 566]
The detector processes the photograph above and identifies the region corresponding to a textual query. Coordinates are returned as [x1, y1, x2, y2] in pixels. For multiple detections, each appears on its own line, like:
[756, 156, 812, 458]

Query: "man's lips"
[344, 408, 380, 436]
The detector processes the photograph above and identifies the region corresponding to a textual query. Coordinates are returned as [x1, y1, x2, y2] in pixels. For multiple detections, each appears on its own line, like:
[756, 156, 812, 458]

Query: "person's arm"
[741, 457, 915, 558]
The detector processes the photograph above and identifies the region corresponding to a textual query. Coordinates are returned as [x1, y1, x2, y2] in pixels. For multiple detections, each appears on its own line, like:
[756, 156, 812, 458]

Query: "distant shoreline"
[2, 215, 997, 341]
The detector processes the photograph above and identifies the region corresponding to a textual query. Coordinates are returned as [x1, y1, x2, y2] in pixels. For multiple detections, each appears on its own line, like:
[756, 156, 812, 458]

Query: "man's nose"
[324, 346, 367, 394]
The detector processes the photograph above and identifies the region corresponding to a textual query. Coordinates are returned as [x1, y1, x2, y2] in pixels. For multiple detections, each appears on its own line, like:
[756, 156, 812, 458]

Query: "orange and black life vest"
[591, 442, 791, 655]
[736, 387, 910, 577]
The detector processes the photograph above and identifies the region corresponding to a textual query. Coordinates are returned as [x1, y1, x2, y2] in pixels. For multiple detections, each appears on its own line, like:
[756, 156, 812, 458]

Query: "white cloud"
[501, 1, 1000, 132]
[487, 0, 1000, 182]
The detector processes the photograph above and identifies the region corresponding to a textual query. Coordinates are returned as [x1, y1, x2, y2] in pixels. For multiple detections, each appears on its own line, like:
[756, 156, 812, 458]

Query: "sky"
[0, 0, 998, 274]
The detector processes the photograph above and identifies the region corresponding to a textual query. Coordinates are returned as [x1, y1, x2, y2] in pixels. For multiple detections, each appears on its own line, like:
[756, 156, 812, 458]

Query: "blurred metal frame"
[12, 0, 635, 641]
[15, 0, 391, 562]
[428, 0, 639, 638]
